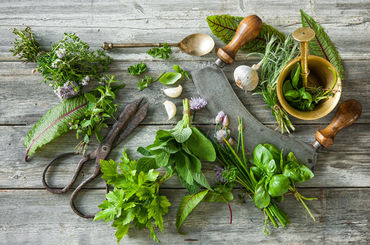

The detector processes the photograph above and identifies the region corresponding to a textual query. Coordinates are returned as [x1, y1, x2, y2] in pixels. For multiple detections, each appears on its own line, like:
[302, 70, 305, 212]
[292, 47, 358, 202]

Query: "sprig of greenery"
[137, 72, 165, 91]
[128, 62, 146, 76]
[10, 28, 112, 98]
[173, 65, 190, 80]
[147, 43, 172, 59]
[71, 75, 124, 154]
[94, 149, 174, 244]
[10, 27, 41, 62]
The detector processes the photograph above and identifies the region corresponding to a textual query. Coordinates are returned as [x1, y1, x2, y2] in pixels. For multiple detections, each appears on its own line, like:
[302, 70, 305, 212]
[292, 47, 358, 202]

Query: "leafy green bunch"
[283, 63, 338, 111]
[136, 98, 216, 194]
[72, 75, 124, 154]
[94, 149, 173, 244]
[10, 28, 111, 99]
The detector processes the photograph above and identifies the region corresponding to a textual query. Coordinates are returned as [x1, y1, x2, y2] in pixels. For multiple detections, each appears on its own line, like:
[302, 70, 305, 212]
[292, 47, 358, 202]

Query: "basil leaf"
[263, 143, 281, 172]
[283, 162, 314, 183]
[250, 166, 264, 181]
[302, 91, 313, 103]
[159, 72, 182, 85]
[287, 152, 298, 163]
[268, 174, 291, 197]
[186, 127, 216, 161]
[283, 80, 293, 95]
[254, 180, 270, 209]
[284, 90, 301, 102]
[273, 195, 284, 202]
[280, 150, 285, 172]
[253, 144, 274, 173]
[266, 159, 278, 177]
[291, 63, 301, 89]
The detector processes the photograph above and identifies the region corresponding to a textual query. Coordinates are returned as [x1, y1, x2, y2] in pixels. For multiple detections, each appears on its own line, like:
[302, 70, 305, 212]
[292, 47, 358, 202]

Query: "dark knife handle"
[215, 15, 262, 67]
[312, 99, 362, 150]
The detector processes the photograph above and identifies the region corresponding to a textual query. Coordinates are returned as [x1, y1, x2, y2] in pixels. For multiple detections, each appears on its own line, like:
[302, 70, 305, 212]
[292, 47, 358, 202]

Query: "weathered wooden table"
[1, 1, 369, 244]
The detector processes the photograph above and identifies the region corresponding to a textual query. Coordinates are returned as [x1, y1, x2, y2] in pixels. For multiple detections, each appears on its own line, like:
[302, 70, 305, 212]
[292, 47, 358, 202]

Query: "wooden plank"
[0, 188, 369, 244]
[1, 124, 369, 189]
[1, 1, 370, 60]
[1, 59, 369, 125]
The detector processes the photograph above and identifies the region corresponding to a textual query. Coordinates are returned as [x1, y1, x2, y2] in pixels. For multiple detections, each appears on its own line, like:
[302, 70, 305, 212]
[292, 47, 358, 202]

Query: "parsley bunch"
[128, 62, 146, 76]
[10, 28, 112, 99]
[147, 43, 172, 59]
[94, 149, 173, 243]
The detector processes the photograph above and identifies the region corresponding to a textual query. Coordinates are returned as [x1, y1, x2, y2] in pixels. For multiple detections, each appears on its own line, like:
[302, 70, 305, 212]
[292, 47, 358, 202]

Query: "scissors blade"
[113, 102, 148, 149]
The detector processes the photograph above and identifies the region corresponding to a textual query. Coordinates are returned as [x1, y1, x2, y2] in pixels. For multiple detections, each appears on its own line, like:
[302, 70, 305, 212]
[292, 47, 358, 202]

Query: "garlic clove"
[163, 85, 183, 98]
[163, 100, 177, 120]
[234, 65, 259, 91]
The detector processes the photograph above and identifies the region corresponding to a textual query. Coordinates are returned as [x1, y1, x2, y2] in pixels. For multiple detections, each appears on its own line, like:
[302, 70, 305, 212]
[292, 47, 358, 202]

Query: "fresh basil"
[268, 174, 291, 197]
[159, 72, 182, 85]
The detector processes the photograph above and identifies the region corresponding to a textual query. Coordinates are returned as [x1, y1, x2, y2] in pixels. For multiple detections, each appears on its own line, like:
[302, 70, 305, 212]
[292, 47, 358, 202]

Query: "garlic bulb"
[163, 85, 183, 98]
[234, 62, 261, 91]
[163, 100, 177, 120]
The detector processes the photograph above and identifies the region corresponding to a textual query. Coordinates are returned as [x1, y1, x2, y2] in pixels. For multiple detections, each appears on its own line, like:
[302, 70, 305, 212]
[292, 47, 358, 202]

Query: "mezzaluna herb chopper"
[277, 27, 342, 120]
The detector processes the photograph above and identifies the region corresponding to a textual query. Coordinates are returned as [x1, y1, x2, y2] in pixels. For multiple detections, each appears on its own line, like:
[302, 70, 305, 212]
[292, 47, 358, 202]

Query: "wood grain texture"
[1, 0, 370, 244]
[0, 188, 369, 244]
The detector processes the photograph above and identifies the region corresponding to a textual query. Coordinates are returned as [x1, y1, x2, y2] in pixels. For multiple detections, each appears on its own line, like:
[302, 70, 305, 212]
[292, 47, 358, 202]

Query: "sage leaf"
[207, 15, 286, 53]
[136, 156, 158, 173]
[178, 174, 201, 194]
[192, 171, 212, 190]
[175, 151, 193, 185]
[171, 127, 192, 143]
[137, 146, 153, 156]
[176, 190, 209, 235]
[300, 9, 344, 79]
[154, 151, 170, 167]
[159, 72, 182, 85]
[24, 95, 88, 161]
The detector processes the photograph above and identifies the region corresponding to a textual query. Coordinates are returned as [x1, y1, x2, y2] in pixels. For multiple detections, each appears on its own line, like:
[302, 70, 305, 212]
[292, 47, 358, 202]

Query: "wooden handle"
[216, 15, 262, 65]
[314, 99, 362, 148]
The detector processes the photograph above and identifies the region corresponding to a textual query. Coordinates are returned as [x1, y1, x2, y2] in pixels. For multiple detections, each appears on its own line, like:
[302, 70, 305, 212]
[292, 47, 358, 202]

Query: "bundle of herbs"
[94, 149, 173, 243]
[250, 35, 299, 134]
[10, 27, 111, 99]
[203, 113, 317, 233]
[136, 98, 215, 193]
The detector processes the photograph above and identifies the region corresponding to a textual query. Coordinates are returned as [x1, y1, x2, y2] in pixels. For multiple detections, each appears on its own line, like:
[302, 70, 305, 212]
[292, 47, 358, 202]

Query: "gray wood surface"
[1, 0, 369, 244]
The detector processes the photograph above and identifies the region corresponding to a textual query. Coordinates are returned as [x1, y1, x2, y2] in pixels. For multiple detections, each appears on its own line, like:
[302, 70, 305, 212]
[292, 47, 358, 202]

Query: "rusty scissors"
[42, 98, 148, 218]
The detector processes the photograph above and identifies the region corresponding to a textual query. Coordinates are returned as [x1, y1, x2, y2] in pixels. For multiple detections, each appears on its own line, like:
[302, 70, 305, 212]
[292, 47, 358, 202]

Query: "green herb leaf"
[283, 162, 314, 183]
[207, 15, 286, 53]
[137, 146, 153, 156]
[128, 62, 146, 76]
[268, 174, 291, 197]
[254, 180, 270, 209]
[176, 190, 209, 235]
[253, 144, 274, 174]
[285, 90, 301, 102]
[291, 63, 301, 89]
[24, 95, 88, 161]
[159, 72, 182, 85]
[175, 151, 193, 185]
[202, 191, 227, 202]
[147, 43, 172, 59]
[148, 196, 171, 233]
[178, 174, 201, 194]
[300, 9, 344, 79]
[171, 127, 192, 143]
[186, 128, 216, 161]
[173, 65, 190, 80]
[137, 75, 154, 91]
[192, 171, 212, 190]
[283, 80, 293, 95]
[136, 156, 158, 173]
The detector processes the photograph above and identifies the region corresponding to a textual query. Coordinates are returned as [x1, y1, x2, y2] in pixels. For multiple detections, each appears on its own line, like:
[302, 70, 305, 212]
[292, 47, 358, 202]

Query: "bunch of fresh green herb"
[128, 62, 146, 75]
[283, 63, 338, 111]
[201, 114, 317, 234]
[73, 75, 124, 154]
[137, 65, 189, 91]
[147, 43, 172, 59]
[251, 35, 299, 134]
[10, 28, 112, 99]
[136, 98, 215, 193]
[10, 27, 41, 62]
[94, 149, 173, 244]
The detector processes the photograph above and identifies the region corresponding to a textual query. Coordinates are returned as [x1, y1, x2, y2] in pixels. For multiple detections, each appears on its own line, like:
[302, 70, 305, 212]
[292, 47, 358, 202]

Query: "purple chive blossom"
[214, 165, 228, 183]
[215, 129, 230, 143]
[215, 111, 226, 124]
[56, 48, 67, 58]
[81, 75, 90, 86]
[189, 97, 207, 111]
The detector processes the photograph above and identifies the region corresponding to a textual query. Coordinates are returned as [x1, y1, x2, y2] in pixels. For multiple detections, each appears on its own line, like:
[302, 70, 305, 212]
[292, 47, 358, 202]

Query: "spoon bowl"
[101, 34, 215, 56]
